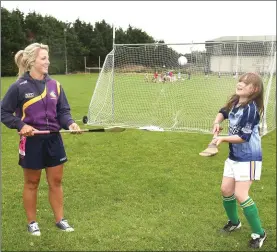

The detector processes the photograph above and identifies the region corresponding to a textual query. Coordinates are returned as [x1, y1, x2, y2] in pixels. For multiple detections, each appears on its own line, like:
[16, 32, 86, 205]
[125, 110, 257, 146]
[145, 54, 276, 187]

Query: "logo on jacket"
[49, 91, 57, 99]
[19, 80, 27, 85]
[25, 93, 34, 98]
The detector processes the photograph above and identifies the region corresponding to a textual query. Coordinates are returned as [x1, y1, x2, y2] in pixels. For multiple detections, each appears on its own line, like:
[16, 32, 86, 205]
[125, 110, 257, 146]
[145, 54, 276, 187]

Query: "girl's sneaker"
[222, 220, 241, 232]
[249, 231, 267, 249]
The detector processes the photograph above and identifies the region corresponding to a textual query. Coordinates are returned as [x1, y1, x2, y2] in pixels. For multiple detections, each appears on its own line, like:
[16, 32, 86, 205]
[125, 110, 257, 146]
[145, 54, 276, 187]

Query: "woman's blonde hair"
[14, 43, 49, 77]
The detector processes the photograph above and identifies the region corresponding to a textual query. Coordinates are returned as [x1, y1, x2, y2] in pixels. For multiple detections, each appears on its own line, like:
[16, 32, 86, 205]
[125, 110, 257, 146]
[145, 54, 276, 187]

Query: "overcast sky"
[2, 1, 276, 53]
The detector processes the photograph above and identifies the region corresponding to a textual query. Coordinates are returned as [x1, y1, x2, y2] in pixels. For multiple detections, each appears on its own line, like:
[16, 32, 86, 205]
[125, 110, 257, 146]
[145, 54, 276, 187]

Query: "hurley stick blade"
[199, 143, 218, 157]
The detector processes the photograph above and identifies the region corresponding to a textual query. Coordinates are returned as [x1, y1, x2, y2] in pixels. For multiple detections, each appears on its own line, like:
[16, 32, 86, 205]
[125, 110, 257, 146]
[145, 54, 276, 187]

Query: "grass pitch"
[1, 74, 276, 251]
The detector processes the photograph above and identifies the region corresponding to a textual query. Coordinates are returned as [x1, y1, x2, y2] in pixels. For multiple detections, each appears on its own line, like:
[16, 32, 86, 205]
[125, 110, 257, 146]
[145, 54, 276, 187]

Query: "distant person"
[144, 73, 149, 82]
[1, 42, 81, 236]
[169, 71, 173, 82]
[153, 71, 158, 83]
[161, 73, 166, 83]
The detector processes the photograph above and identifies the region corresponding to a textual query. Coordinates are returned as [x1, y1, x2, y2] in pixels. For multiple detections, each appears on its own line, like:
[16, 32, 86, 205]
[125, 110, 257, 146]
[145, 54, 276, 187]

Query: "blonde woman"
[1, 43, 81, 236]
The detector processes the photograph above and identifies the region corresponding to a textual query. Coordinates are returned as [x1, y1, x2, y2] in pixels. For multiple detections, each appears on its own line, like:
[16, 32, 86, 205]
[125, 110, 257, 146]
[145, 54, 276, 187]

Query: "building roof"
[207, 35, 276, 42]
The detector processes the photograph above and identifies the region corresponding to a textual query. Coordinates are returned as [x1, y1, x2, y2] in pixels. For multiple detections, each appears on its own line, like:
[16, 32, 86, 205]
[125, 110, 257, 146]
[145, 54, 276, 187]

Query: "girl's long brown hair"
[223, 72, 264, 117]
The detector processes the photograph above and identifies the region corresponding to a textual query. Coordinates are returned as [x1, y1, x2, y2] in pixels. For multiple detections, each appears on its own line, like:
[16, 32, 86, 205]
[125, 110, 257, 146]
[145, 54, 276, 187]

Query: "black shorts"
[19, 133, 67, 170]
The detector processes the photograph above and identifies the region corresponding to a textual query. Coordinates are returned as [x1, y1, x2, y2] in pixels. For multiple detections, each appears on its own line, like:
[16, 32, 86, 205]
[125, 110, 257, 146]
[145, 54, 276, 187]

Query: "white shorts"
[223, 158, 262, 181]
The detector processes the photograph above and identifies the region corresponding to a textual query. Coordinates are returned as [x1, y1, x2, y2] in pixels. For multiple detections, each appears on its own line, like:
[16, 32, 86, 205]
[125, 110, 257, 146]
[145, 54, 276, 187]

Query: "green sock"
[241, 197, 264, 236]
[222, 194, 239, 225]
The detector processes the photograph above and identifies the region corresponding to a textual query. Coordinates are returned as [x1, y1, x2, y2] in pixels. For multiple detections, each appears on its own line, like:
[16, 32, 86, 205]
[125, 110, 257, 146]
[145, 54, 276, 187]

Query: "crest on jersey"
[242, 123, 252, 134]
[49, 91, 57, 99]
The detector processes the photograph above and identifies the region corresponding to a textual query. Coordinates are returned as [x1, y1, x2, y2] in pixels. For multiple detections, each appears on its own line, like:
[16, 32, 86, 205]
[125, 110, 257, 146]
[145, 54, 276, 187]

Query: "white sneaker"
[56, 218, 74, 232]
[27, 221, 41, 236]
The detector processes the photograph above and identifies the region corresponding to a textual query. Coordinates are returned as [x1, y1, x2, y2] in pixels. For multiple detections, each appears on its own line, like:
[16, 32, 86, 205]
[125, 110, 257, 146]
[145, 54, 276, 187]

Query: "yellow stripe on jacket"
[21, 86, 47, 120]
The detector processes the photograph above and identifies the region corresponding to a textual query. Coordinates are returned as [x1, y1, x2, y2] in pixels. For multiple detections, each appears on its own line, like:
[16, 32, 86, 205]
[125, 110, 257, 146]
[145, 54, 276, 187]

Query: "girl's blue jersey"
[219, 101, 262, 162]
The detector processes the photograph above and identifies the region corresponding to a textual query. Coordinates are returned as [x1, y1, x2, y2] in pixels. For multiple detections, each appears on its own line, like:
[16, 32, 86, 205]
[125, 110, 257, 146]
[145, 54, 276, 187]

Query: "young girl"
[212, 72, 267, 249]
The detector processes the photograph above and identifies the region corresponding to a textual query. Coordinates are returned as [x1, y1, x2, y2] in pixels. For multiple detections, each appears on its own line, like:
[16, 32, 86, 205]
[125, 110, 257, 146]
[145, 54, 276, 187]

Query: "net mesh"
[87, 41, 276, 135]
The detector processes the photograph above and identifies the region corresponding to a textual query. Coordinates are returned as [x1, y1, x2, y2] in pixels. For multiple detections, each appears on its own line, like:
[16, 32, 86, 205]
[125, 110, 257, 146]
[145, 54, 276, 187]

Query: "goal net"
[87, 40, 276, 135]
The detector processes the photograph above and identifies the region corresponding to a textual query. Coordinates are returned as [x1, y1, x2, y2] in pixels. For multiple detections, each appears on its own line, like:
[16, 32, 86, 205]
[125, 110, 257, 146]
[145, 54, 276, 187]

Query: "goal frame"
[87, 28, 276, 136]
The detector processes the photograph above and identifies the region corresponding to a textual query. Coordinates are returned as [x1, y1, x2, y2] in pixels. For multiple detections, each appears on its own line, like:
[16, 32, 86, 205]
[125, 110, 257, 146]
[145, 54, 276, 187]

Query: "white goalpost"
[86, 30, 276, 135]
[84, 56, 102, 74]
[261, 50, 276, 135]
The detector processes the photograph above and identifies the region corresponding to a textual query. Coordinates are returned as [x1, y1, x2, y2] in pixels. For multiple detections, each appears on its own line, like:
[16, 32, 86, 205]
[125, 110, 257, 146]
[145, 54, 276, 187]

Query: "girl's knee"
[221, 185, 234, 196]
[234, 192, 249, 204]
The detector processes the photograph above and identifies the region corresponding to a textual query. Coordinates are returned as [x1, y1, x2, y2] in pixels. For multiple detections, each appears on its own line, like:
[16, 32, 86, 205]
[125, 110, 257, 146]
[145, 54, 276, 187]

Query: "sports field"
[1, 74, 276, 251]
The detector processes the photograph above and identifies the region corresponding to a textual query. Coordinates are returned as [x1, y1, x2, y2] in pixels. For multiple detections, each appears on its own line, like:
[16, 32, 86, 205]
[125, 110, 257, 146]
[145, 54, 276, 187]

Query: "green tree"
[126, 25, 155, 44]
[1, 7, 170, 76]
[1, 7, 27, 76]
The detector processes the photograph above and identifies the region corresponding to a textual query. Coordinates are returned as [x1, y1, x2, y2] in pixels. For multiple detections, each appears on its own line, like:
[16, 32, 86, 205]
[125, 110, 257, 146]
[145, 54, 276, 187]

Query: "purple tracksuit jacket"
[1, 72, 75, 131]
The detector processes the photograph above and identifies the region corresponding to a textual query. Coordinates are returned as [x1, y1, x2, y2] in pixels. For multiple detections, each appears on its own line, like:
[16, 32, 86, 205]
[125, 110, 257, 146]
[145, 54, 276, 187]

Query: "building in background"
[205, 35, 276, 75]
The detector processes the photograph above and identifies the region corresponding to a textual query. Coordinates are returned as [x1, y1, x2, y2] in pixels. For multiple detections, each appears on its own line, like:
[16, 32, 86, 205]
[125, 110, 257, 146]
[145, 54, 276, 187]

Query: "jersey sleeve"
[1, 83, 26, 130]
[219, 107, 229, 119]
[237, 104, 259, 142]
